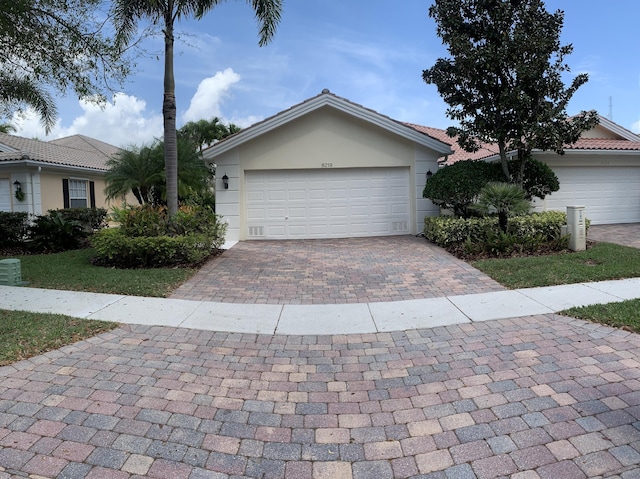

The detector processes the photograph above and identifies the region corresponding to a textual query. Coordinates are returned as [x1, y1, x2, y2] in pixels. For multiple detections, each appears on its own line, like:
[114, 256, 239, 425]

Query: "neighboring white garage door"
[542, 166, 640, 224]
[245, 168, 411, 239]
[0, 179, 11, 212]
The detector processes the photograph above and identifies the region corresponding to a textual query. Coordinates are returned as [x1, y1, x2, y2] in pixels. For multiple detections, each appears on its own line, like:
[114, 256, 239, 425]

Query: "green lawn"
[472, 241, 640, 334]
[0, 309, 117, 366]
[561, 299, 640, 335]
[0, 247, 197, 365]
[472, 242, 640, 289]
[14, 248, 196, 297]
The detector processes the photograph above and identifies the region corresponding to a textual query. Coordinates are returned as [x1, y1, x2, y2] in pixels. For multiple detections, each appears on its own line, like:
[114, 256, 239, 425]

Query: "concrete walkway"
[2, 278, 640, 335]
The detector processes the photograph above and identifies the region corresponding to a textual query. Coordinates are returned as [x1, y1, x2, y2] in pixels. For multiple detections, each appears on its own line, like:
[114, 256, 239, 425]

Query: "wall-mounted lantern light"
[426, 170, 433, 181]
[13, 180, 21, 192]
[222, 174, 229, 190]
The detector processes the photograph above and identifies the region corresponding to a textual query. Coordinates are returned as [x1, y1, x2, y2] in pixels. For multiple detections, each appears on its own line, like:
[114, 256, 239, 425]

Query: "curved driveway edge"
[2, 278, 640, 335]
[1, 315, 640, 478]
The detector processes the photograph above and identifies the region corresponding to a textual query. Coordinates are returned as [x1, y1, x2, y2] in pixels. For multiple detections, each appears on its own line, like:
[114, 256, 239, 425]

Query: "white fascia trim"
[534, 149, 640, 157]
[596, 116, 640, 141]
[0, 142, 20, 153]
[203, 94, 452, 159]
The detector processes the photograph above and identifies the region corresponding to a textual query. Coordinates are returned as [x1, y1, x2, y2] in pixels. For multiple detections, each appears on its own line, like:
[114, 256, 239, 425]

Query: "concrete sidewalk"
[2, 277, 639, 335]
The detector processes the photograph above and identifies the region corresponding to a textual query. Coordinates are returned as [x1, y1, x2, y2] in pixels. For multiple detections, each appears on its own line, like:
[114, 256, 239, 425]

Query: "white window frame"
[69, 179, 88, 208]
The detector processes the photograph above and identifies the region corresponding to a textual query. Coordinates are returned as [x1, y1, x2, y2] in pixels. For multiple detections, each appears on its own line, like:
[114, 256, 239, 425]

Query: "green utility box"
[0, 259, 22, 286]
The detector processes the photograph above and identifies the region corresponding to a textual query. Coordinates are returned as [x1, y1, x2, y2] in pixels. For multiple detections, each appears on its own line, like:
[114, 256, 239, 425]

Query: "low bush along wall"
[423, 211, 583, 248]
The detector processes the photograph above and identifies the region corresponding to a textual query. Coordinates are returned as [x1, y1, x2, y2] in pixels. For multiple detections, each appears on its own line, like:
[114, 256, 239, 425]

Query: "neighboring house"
[203, 89, 452, 241]
[417, 117, 640, 225]
[0, 133, 122, 215]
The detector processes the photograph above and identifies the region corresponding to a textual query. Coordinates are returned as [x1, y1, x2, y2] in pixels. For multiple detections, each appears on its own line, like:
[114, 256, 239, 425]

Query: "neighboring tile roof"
[404, 124, 499, 163]
[50, 134, 121, 158]
[0, 133, 120, 171]
[567, 138, 640, 151]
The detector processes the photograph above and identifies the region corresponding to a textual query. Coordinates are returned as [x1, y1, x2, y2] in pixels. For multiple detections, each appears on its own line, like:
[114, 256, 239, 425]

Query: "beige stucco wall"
[214, 107, 442, 241]
[581, 124, 622, 139]
[239, 107, 417, 171]
[40, 171, 133, 212]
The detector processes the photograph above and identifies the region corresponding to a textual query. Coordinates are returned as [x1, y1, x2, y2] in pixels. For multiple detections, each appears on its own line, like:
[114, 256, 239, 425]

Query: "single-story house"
[204, 90, 640, 241]
[413, 116, 640, 225]
[204, 89, 453, 241]
[0, 133, 123, 215]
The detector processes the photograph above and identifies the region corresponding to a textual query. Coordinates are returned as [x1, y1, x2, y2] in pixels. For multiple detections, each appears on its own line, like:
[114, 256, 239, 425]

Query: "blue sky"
[14, 1, 640, 147]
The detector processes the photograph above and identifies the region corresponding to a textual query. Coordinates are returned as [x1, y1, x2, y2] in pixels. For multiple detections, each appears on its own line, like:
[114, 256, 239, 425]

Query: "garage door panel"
[246, 168, 411, 239]
[545, 166, 640, 224]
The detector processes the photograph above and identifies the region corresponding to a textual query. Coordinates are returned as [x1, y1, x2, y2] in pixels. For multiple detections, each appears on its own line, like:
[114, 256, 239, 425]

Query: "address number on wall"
[321, 163, 333, 168]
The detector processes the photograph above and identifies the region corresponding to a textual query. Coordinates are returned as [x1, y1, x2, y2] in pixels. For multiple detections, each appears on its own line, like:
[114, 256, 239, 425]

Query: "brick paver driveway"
[171, 236, 504, 304]
[589, 224, 640, 249]
[2, 315, 640, 478]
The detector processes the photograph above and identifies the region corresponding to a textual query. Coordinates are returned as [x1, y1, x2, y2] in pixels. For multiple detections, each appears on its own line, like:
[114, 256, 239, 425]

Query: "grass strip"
[0, 309, 117, 366]
[561, 299, 640, 335]
[472, 242, 640, 289]
[9, 248, 195, 297]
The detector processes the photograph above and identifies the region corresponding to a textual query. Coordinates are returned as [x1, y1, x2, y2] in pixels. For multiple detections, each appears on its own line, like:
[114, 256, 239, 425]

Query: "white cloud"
[182, 68, 241, 123]
[632, 119, 640, 134]
[13, 93, 163, 148]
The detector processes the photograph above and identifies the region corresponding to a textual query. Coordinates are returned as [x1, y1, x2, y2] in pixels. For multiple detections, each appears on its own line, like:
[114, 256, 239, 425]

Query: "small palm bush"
[475, 182, 530, 232]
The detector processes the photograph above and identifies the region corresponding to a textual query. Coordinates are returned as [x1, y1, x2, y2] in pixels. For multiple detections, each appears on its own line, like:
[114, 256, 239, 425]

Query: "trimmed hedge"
[91, 228, 218, 268]
[92, 204, 227, 268]
[424, 211, 580, 247]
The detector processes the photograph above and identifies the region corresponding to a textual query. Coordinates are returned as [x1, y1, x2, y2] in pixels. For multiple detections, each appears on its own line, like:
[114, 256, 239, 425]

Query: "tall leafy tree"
[423, 0, 598, 183]
[112, 0, 282, 215]
[0, 0, 129, 132]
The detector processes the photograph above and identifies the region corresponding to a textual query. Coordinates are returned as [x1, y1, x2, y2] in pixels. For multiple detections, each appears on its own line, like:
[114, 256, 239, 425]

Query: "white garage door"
[245, 168, 411, 239]
[0, 179, 11, 212]
[543, 166, 640, 224]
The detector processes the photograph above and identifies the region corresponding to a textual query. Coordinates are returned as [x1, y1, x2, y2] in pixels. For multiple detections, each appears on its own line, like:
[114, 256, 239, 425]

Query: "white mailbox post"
[566, 206, 586, 251]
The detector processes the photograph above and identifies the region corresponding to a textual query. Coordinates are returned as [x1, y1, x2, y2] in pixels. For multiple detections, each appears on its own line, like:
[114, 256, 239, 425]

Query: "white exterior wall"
[414, 149, 440, 233]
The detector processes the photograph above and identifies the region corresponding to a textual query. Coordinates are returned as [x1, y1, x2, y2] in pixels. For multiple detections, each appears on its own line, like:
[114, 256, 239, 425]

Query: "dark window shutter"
[62, 179, 70, 208]
[89, 181, 96, 208]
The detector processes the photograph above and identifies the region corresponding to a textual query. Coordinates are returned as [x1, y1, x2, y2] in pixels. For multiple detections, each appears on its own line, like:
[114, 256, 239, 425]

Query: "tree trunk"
[497, 140, 510, 181]
[163, 4, 178, 215]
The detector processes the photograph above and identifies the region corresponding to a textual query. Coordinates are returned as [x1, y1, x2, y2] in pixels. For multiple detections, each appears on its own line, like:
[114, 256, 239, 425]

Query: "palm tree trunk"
[163, 3, 178, 215]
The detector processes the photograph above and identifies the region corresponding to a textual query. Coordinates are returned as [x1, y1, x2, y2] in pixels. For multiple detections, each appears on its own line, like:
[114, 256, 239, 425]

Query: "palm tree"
[105, 144, 164, 205]
[475, 182, 530, 233]
[0, 123, 16, 134]
[111, 0, 282, 215]
[0, 72, 56, 132]
[179, 117, 228, 156]
[105, 137, 210, 205]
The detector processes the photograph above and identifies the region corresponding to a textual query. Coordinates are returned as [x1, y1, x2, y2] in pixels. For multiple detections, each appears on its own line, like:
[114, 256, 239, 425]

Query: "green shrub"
[0, 212, 30, 246]
[95, 203, 227, 267]
[424, 211, 568, 252]
[49, 208, 108, 231]
[424, 160, 502, 217]
[91, 228, 216, 268]
[28, 211, 85, 252]
[423, 158, 560, 217]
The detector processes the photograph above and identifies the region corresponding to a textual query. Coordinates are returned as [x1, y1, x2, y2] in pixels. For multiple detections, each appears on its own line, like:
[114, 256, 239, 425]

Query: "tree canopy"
[111, 0, 282, 215]
[423, 0, 598, 182]
[0, 0, 129, 132]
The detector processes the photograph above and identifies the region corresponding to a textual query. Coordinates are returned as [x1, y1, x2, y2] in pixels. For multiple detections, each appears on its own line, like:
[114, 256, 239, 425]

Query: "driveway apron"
[171, 236, 505, 304]
[2, 316, 640, 478]
[588, 223, 640, 249]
